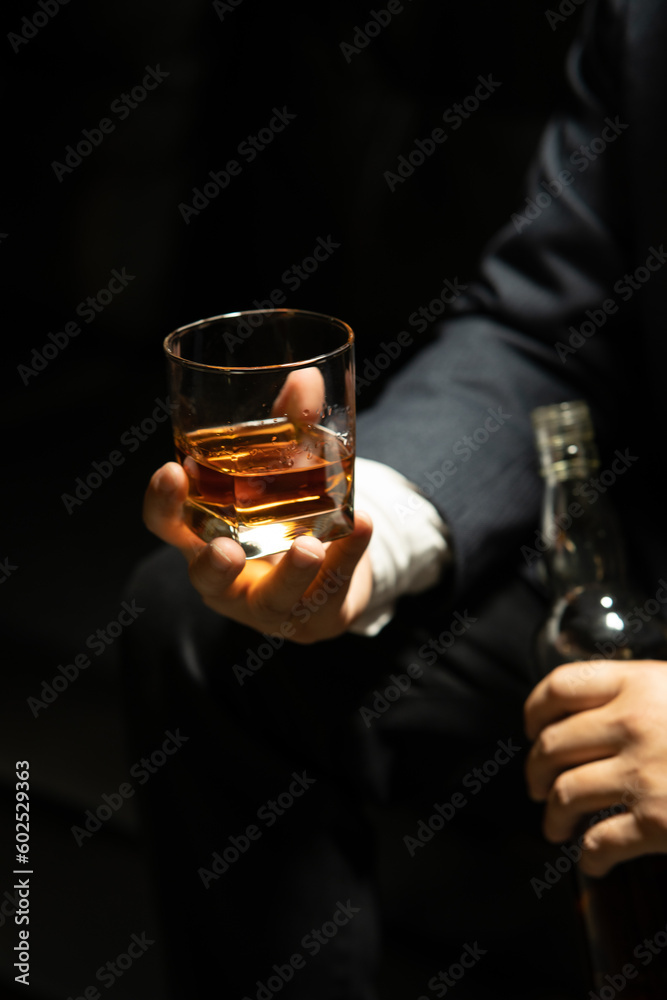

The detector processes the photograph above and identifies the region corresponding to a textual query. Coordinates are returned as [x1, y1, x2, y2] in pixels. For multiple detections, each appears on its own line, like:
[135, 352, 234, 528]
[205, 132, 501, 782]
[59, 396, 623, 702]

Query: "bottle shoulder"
[537, 582, 667, 674]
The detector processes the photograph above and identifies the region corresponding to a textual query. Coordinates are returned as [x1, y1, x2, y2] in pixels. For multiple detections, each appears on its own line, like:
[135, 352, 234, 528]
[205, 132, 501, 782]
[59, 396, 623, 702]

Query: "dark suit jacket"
[357, 0, 667, 602]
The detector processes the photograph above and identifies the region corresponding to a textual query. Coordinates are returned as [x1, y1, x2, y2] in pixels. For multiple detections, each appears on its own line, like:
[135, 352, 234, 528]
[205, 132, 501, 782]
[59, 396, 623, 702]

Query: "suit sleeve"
[356, 0, 634, 599]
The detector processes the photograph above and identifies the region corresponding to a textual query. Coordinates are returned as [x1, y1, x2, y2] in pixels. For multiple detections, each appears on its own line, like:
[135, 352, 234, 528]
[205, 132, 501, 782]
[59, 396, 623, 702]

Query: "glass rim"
[163, 308, 354, 373]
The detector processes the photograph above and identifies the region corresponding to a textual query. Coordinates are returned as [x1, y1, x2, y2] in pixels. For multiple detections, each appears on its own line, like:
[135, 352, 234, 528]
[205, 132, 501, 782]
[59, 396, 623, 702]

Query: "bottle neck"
[540, 470, 626, 599]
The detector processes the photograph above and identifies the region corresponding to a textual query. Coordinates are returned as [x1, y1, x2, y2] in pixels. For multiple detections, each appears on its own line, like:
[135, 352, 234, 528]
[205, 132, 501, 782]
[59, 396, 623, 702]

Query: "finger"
[578, 811, 664, 876]
[524, 660, 625, 741]
[526, 705, 618, 801]
[249, 534, 326, 620]
[249, 511, 372, 631]
[271, 367, 326, 424]
[284, 511, 373, 640]
[187, 537, 324, 624]
[143, 462, 204, 558]
[304, 510, 373, 602]
[188, 535, 249, 605]
[540, 756, 629, 843]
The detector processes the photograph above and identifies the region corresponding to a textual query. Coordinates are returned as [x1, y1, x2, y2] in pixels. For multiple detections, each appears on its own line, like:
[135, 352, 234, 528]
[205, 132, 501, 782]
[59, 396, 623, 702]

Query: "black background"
[2, 1, 581, 996]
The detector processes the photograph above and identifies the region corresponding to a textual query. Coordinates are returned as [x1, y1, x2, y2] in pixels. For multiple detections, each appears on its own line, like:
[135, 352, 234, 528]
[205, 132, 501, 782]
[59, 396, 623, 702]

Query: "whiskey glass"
[164, 308, 355, 558]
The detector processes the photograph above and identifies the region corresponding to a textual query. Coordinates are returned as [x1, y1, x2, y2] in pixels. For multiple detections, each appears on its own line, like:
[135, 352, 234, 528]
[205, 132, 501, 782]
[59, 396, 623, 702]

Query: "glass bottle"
[532, 400, 667, 999]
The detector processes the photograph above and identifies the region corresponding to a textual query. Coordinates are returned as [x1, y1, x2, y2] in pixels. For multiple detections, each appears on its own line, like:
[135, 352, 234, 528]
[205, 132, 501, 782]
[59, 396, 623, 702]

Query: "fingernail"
[155, 468, 175, 493]
[210, 539, 233, 568]
[292, 541, 322, 569]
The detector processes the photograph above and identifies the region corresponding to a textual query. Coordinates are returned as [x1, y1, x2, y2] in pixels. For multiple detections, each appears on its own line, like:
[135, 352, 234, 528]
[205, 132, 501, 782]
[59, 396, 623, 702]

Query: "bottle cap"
[531, 400, 599, 480]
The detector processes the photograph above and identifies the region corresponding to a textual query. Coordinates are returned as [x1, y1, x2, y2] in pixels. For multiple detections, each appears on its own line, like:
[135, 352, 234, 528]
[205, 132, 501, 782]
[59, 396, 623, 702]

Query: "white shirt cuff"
[349, 457, 451, 636]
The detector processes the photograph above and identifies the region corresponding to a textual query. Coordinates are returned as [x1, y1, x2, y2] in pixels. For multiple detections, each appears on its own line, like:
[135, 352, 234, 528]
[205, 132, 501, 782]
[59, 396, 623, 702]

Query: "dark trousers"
[121, 547, 588, 999]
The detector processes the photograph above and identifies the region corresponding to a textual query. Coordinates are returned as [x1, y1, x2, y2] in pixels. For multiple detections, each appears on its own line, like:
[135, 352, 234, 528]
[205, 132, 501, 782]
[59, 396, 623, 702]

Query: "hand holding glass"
[164, 309, 355, 559]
